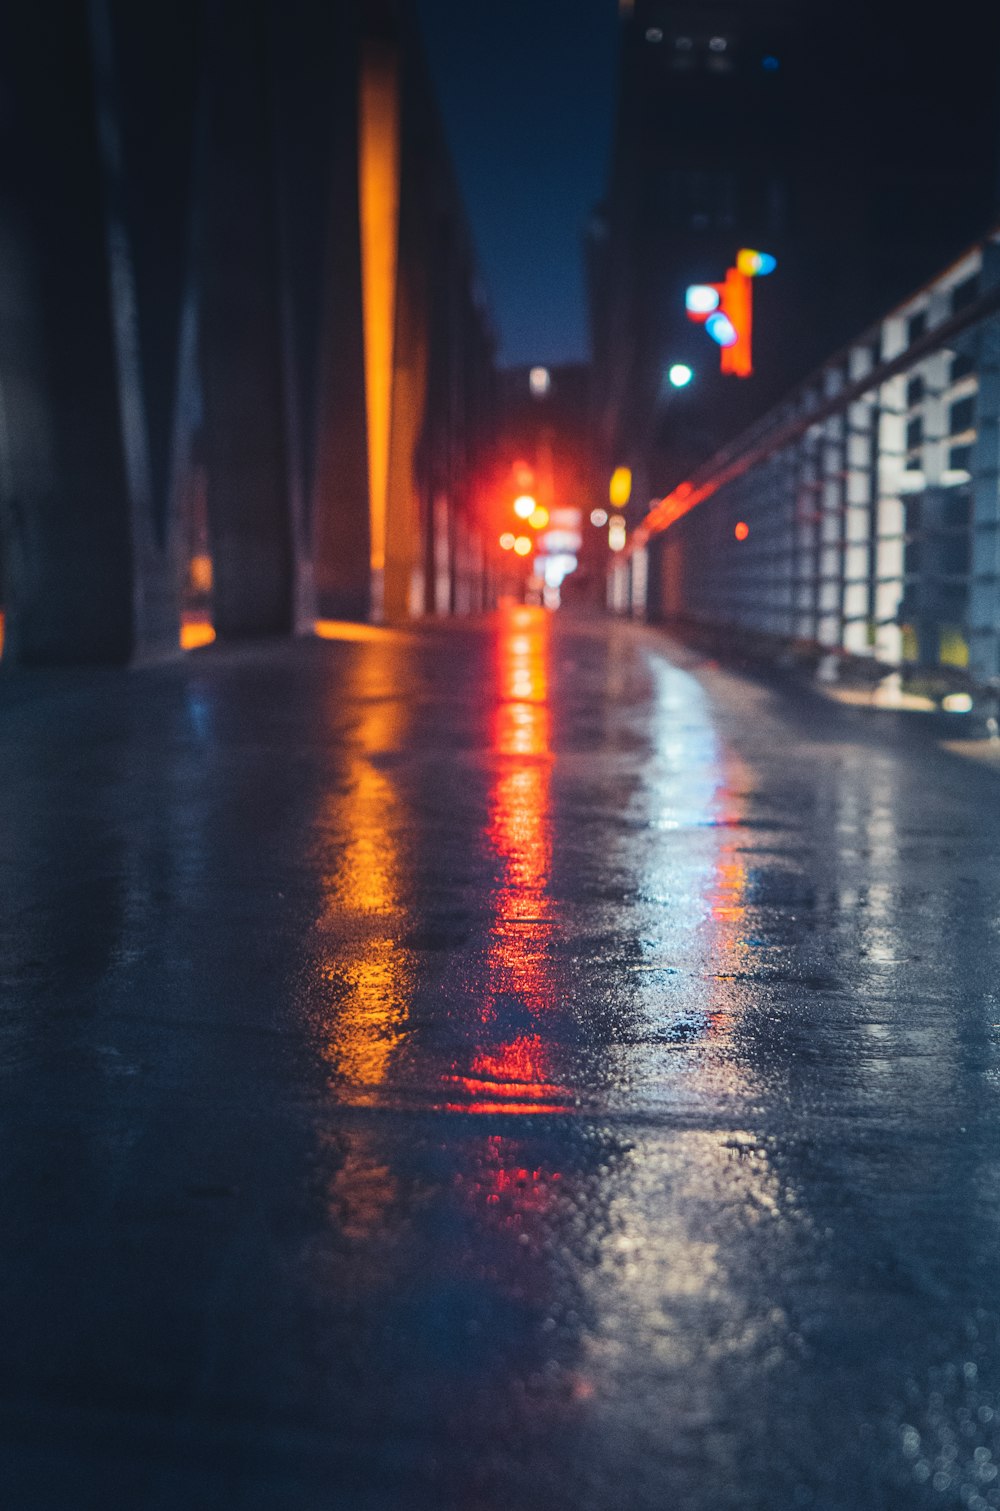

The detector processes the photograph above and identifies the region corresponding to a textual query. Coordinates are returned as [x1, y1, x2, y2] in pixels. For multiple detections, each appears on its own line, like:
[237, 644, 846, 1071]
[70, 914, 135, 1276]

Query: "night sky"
[415, 0, 620, 369]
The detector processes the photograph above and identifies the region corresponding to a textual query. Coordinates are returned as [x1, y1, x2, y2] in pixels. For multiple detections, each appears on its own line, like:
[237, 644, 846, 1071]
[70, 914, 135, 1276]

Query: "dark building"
[590, 0, 1000, 518]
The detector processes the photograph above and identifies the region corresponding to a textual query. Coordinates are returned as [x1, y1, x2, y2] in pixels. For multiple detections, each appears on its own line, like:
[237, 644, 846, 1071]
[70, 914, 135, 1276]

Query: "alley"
[3, 611, 1000, 1509]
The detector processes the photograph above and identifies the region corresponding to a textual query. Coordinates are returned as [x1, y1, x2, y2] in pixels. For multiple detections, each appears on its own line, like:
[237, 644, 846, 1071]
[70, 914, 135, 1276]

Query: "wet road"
[3, 610, 1000, 1509]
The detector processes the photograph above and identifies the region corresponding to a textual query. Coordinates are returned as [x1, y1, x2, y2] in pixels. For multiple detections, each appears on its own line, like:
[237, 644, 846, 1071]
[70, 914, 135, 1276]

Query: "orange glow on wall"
[179, 615, 216, 649]
[188, 552, 213, 595]
[359, 44, 401, 581]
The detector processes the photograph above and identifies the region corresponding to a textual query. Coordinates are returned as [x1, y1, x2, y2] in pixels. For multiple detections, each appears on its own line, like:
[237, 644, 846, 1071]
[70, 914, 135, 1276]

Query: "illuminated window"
[645, 26, 663, 42]
[709, 36, 727, 51]
[529, 366, 550, 396]
[671, 36, 694, 67]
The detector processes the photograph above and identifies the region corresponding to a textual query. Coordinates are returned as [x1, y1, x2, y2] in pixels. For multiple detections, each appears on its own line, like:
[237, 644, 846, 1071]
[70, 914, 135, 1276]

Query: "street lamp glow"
[528, 506, 549, 530]
[513, 494, 536, 519]
[736, 248, 778, 277]
[668, 363, 694, 388]
[499, 532, 516, 551]
[529, 366, 550, 396]
[706, 311, 738, 347]
[590, 508, 608, 527]
[686, 284, 720, 315]
[513, 535, 532, 556]
[609, 466, 632, 507]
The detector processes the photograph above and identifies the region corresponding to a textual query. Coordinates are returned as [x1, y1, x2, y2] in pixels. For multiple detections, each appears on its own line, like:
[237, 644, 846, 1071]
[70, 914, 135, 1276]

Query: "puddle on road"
[308, 606, 759, 1119]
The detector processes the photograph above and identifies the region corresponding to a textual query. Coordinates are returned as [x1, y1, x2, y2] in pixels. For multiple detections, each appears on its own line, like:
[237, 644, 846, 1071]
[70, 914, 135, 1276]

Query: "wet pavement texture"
[3, 609, 1000, 1509]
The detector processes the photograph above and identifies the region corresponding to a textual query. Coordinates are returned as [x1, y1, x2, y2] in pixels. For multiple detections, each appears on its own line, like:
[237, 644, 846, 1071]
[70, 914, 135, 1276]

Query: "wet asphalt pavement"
[4, 608, 1000, 1509]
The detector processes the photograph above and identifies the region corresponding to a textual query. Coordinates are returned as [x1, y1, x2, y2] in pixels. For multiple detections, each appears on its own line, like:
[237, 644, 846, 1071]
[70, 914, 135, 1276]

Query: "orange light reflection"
[316, 686, 413, 1109]
[314, 619, 402, 643]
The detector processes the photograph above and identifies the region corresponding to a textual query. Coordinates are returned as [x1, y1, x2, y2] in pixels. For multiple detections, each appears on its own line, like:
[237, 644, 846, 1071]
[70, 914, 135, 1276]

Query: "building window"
[906, 375, 924, 407]
[663, 168, 737, 231]
[906, 416, 923, 450]
[907, 311, 928, 344]
[950, 350, 975, 383]
[950, 395, 976, 434]
[949, 444, 973, 472]
[951, 274, 979, 314]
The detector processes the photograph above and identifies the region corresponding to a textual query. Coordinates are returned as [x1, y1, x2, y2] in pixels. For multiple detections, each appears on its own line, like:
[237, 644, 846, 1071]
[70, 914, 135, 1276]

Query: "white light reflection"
[613, 655, 756, 1110]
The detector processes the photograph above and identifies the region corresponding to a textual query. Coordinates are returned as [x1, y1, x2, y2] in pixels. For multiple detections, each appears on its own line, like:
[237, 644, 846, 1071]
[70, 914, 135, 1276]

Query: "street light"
[513, 494, 536, 520]
[667, 363, 694, 388]
[609, 467, 632, 508]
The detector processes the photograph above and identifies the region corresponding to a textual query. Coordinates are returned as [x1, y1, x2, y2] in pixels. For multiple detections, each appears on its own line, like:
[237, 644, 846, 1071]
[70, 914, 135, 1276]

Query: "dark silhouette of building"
[591, 0, 1000, 518]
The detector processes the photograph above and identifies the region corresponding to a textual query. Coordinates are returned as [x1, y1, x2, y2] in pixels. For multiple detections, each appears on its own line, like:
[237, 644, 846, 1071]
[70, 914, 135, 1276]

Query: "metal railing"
[613, 228, 1000, 689]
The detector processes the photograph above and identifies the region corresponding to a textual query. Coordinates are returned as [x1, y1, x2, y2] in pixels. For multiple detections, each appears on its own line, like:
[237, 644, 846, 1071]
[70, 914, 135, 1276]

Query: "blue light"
[762, 55, 780, 71]
[755, 252, 777, 276]
[706, 312, 738, 348]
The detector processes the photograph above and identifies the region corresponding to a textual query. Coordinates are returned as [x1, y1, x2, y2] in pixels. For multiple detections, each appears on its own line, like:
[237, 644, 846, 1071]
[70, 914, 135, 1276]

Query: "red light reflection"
[447, 606, 570, 1112]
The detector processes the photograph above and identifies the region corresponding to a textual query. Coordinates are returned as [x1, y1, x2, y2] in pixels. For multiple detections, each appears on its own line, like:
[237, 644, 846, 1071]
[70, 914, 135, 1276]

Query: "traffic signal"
[685, 249, 776, 378]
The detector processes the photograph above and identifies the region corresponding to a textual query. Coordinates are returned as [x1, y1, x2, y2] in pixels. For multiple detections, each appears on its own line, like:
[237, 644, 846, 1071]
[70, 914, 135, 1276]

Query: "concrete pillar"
[311, 2, 373, 623]
[94, 0, 203, 659]
[0, 6, 136, 664]
[198, 0, 294, 638]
